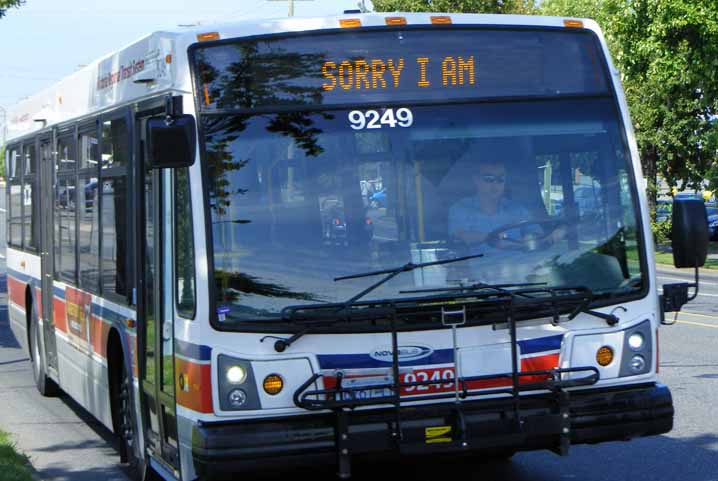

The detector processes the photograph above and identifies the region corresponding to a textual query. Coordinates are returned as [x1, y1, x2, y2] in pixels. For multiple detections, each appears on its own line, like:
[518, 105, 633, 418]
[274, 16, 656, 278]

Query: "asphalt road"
[0, 183, 716, 480]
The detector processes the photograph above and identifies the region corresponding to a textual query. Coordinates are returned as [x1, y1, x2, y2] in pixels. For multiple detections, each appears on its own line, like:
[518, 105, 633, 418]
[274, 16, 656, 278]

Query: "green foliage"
[0, 0, 23, 18]
[0, 430, 35, 481]
[373, 0, 538, 14]
[540, 0, 718, 213]
[651, 218, 672, 245]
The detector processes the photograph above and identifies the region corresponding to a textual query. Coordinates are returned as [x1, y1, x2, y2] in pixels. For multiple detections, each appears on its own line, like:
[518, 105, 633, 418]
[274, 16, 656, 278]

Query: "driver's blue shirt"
[448, 196, 531, 242]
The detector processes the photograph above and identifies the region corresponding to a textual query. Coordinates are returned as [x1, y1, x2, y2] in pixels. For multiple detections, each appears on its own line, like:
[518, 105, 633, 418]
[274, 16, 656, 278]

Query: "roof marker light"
[431, 16, 452, 25]
[339, 18, 362, 28]
[564, 19, 584, 28]
[197, 32, 220, 42]
[385, 17, 407, 25]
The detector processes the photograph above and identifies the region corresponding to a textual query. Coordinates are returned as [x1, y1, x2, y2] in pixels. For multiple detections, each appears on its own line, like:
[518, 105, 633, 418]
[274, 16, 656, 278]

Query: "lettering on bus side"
[321, 56, 476, 92]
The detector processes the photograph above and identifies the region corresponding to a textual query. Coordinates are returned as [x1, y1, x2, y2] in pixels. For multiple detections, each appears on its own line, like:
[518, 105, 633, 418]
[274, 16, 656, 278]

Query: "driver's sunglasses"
[479, 174, 506, 184]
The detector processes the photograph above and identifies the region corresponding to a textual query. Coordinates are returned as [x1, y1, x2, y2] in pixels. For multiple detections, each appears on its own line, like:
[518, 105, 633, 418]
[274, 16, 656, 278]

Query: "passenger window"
[79, 131, 100, 292]
[101, 118, 129, 169]
[7, 146, 22, 248]
[22, 144, 39, 251]
[55, 136, 77, 283]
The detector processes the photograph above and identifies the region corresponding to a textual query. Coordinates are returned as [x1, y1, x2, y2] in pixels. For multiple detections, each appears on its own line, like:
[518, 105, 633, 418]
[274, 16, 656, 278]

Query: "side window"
[7, 146, 22, 248]
[100, 117, 130, 301]
[175, 168, 196, 319]
[55, 136, 77, 283]
[22, 143, 39, 251]
[78, 130, 100, 292]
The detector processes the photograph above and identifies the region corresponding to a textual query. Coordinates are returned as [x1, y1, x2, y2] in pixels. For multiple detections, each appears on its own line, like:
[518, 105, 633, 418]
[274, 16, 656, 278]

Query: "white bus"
[5, 11, 709, 481]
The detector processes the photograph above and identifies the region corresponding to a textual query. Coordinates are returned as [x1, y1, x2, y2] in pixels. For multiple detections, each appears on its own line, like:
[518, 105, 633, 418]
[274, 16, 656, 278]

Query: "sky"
[0, 0, 374, 118]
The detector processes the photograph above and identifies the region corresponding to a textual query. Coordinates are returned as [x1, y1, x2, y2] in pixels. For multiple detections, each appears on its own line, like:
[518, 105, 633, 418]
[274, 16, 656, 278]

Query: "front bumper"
[192, 383, 673, 478]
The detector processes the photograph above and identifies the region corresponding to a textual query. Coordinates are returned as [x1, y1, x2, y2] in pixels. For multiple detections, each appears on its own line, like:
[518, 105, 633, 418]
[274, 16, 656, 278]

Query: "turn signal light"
[596, 346, 614, 366]
[564, 19, 584, 28]
[263, 374, 284, 395]
[339, 19, 362, 28]
[197, 32, 220, 42]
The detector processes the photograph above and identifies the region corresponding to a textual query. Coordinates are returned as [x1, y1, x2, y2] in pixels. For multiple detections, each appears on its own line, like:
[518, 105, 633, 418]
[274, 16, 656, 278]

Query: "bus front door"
[39, 137, 58, 374]
[137, 112, 180, 476]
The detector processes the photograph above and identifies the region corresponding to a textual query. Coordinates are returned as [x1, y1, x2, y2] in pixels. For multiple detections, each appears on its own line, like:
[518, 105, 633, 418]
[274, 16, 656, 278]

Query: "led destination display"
[192, 28, 608, 110]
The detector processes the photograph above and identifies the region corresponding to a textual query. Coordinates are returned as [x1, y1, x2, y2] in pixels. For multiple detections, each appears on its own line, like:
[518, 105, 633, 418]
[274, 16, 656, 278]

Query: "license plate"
[340, 375, 393, 401]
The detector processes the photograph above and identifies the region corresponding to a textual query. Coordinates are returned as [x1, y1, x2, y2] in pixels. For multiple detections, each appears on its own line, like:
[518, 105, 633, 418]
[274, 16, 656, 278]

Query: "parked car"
[655, 200, 672, 223]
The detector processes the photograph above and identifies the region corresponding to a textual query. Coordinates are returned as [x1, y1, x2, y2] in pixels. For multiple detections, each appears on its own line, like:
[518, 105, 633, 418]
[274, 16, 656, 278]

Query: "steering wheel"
[485, 219, 567, 251]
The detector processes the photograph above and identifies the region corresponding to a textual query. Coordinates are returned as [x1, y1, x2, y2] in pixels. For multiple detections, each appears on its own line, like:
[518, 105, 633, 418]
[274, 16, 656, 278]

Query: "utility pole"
[267, 0, 313, 17]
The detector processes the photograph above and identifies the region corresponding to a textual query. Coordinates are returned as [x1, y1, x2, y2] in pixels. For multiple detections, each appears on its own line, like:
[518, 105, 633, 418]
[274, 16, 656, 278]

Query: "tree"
[0, 0, 23, 18]
[540, 0, 718, 212]
[373, 0, 537, 15]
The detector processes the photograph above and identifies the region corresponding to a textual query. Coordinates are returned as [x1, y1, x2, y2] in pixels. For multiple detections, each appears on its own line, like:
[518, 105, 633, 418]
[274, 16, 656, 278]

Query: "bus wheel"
[115, 360, 158, 481]
[29, 305, 59, 397]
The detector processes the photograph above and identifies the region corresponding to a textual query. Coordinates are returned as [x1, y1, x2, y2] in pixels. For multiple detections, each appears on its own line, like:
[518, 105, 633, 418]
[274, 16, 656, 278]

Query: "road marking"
[660, 288, 718, 298]
[0, 208, 6, 213]
[0, 254, 5, 259]
[676, 319, 718, 329]
[680, 311, 717, 320]
[657, 275, 718, 287]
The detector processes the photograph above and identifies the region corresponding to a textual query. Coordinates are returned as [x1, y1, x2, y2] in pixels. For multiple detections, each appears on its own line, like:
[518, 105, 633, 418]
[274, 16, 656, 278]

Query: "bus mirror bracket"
[146, 114, 197, 169]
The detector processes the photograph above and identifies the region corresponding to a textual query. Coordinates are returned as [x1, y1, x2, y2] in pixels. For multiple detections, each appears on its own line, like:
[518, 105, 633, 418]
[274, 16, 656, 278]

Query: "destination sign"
[192, 28, 607, 111]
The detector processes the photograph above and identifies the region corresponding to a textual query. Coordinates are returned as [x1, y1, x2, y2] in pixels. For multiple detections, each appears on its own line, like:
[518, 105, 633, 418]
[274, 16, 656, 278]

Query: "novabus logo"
[369, 345, 434, 363]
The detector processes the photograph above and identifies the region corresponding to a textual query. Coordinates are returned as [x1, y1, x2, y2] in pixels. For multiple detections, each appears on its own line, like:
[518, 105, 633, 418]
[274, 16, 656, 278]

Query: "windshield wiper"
[334, 253, 485, 307]
[269, 253, 484, 352]
[399, 282, 547, 295]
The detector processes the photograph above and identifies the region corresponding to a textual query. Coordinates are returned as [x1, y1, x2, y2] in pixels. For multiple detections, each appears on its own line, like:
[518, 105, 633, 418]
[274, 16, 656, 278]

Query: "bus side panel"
[52, 282, 137, 432]
[6, 248, 42, 354]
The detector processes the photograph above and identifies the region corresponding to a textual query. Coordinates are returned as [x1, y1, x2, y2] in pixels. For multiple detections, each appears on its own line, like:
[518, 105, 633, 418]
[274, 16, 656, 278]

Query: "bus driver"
[448, 155, 531, 246]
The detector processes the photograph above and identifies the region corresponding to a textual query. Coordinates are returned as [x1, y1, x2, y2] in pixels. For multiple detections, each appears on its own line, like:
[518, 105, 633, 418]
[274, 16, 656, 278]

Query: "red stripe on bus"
[7, 275, 27, 307]
[175, 357, 213, 413]
[53, 297, 68, 333]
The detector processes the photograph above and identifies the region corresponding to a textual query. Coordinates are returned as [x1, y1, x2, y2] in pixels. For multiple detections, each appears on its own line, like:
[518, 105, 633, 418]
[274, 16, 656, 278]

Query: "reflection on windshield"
[204, 99, 643, 322]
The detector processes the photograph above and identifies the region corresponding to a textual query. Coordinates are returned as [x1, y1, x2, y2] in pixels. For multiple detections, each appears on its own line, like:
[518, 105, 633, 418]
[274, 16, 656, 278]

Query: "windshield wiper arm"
[399, 282, 546, 295]
[335, 253, 484, 307]
[271, 253, 483, 352]
[567, 290, 620, 326]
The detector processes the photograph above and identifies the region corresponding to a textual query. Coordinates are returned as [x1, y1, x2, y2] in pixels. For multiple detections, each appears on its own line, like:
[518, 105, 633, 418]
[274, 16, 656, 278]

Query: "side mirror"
[146, 115, 196, 169]
[671, 198, 708, 268]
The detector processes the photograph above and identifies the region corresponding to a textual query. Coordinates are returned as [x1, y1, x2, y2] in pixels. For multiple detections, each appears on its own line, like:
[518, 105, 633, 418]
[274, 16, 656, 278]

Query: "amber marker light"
[564, 19, 584, 28]
[196, 32, 220, 42]
[385, 17, 407, 25]
[165, 54, 173, 64]
[596, 346, 614, 366]
[339, 18, 362, 28]
[431, 16, 452, 25]
[263, 374, 284, 395]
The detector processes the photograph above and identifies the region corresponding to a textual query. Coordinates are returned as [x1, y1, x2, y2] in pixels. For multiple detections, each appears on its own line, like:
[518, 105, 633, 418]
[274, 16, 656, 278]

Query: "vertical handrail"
[508, 295, 521, 426]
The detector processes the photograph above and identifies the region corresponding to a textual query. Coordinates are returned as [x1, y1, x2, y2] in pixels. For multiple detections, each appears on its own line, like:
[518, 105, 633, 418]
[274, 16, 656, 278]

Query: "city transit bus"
[4, 10, 709, 481]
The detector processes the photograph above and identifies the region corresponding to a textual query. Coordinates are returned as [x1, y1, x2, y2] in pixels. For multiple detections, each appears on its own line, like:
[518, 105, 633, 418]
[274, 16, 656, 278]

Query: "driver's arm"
[449, 201, 489, 244]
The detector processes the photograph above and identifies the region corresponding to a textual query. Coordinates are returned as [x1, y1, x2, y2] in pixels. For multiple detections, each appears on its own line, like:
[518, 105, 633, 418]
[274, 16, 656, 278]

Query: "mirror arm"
[165, 94, 176, 118]
[687, 265, 699, 301]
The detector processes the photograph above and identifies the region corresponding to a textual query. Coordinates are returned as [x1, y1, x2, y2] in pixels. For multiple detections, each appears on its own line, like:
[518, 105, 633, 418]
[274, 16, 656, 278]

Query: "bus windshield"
[193, 29, 644, 324]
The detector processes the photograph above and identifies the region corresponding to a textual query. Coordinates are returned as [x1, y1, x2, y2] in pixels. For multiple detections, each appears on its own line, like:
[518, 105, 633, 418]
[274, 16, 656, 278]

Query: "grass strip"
[0, 429, 35, 481]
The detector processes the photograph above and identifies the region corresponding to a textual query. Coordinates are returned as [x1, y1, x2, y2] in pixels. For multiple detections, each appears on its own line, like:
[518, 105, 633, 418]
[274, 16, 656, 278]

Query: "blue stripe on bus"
[517, 334, 563, 355]
[317, 334, 564, 370]
[53, 286, 65, 300]
[90, 303, 131, 325]
[7, 268, 36, 286]
[175, 339, 212, 362]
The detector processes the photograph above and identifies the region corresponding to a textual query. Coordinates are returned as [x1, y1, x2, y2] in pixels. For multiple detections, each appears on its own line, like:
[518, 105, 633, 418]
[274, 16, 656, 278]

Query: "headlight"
[630, 355, 646, 373]
[217, 355, 260, 411]
[627, 332, 644, 351]
[619, 321, 652, 377]
[226, 365, 247, 384]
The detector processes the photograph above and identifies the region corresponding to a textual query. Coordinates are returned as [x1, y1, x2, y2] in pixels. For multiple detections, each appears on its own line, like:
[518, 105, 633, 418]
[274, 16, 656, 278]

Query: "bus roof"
[5, 12, 603, 141]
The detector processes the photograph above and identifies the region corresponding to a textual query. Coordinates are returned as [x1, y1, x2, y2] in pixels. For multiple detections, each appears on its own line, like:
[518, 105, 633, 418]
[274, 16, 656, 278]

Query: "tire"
[114, 359, 158, 481]
[28, 305, 60, 397]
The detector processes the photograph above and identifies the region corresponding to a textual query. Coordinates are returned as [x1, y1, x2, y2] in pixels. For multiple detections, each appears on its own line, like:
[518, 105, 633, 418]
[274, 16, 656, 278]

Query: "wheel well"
[25, 286, 34, 352]
[107, 329, 124, 435]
